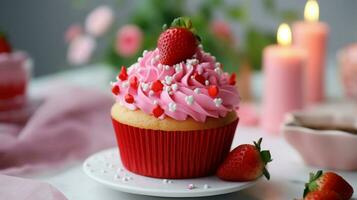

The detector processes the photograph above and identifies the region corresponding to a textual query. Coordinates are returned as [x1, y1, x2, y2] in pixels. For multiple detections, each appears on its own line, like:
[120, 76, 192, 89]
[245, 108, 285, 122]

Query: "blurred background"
[1, 0, 356, 77]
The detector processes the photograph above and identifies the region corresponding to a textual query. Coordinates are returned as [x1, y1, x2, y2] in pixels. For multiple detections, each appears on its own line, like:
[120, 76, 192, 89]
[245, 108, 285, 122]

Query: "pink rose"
[210, 20, 234, 43]
[67, 34, 96, 65]
[85, 5, 114, 37]
[64, 24, 82, 43]
[115, 24, 143, 57]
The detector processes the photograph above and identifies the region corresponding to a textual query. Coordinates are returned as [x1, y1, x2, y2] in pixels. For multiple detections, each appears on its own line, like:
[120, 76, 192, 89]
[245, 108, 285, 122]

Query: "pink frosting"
[112, 47, 240, 122]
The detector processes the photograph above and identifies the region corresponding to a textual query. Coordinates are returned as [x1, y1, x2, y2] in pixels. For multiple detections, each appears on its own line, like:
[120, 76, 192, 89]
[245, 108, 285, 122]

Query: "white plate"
[83, 148, 259, 197]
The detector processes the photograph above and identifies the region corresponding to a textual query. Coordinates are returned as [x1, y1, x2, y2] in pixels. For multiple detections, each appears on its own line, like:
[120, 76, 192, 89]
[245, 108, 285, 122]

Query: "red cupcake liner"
[112, 117, 238, 179]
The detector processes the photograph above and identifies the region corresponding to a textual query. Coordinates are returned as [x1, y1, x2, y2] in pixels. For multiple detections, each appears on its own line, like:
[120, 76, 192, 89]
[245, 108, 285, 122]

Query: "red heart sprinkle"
[208, 85, 219, 97]
[130, 76, 138, 89]
[111, 85, 120, 95]
[229, 73, 236, 85]
[194, 72, 206, 85]
[124, 94, 134, 104]
[118, 66, 128, 81]
[151, 80, 164, 92]
[152, 105, 164, 118]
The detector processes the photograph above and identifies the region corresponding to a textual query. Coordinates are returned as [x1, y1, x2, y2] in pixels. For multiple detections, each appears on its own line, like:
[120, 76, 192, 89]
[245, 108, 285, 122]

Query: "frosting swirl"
[112, 46, 240, 122]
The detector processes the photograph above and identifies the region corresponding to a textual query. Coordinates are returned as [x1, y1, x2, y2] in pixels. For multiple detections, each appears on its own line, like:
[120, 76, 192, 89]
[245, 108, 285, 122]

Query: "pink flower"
[67, 34, 96, 65]
[64, 24, 82, 43]
[210, 20, 234, 43]
[115, 25, 143, 57]
[85, 5, 114, 37]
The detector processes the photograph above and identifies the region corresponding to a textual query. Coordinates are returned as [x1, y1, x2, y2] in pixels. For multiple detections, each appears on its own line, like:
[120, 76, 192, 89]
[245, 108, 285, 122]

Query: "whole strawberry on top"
[304, 170, 354, 200]
[0, 32, 12, 53]
[157, 17, 199, 65]
[216, 138, 272, 181]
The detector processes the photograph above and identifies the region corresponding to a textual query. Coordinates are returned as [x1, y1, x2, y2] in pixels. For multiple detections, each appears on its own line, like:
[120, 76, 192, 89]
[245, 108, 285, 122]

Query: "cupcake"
[0, 33, 32, 112]
[111, 17, 240, 178]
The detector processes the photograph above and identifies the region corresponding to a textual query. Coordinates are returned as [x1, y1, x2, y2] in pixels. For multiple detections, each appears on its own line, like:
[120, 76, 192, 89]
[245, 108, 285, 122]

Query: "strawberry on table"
[304, 190, 342, 200]
[0, 32, 12, 53]
[304, 170, 354, 200]
[157, 17, 199, 65]
[216, 138, 272, 182]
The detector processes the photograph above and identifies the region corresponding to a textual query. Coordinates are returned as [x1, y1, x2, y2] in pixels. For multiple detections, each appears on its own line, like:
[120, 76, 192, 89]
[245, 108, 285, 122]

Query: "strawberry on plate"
[304, 170, 354, 200]
[0, 32, 12, 53]
[157, 17, 199, 65]
[304, 190, 342, 200]
[216, 138, 272, 181]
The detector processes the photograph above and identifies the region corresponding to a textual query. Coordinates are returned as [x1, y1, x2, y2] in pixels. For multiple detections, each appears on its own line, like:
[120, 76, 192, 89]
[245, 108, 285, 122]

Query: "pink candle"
[262, 24, 306, 134]
[292, 0, 329, 105]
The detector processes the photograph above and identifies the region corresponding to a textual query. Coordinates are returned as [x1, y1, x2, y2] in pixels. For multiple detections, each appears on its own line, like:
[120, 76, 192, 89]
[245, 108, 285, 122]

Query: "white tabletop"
[29, 65, 356, 200]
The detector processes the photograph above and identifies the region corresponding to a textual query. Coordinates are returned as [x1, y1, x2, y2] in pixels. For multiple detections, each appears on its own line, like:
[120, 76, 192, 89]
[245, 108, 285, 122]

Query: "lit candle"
[262, 24, 306, 134]
[292, 0, 329, 105]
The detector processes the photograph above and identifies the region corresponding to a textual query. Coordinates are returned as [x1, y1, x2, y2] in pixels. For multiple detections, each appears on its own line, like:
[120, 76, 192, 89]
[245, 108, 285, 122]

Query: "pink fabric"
[0, 86, 115, 175]
[0, 174, 67, 200]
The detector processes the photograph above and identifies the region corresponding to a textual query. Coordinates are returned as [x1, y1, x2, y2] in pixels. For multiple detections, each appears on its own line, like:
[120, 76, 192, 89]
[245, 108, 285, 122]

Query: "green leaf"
[261, 150, 272, 164]
[262, 167, 270, 180]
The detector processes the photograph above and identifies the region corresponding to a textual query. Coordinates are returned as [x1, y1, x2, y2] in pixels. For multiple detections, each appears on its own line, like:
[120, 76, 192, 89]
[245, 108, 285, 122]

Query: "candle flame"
[277, 23, 292, 46]
[304, 0, 319, 22]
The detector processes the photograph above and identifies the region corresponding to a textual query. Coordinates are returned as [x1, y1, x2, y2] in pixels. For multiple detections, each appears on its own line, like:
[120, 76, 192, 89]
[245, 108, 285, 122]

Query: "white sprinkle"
[168, 180, 173, 184]
[214, 67, 222, 75]
[171, 83, 178, 91]
[174, 64, 183, 72]
[212, 56, 216, 61]
[185, 95, 194, 105]
[137, 57, 143, 62]
[122, 81, 129, 88]
[155, 55, 160, 60]
[150, 58, 156, 65]
[198, 44, 203, 49]
[162, 179, 168, 184]
[164, 65, 170, 70]
[164, 85, 171, 92]
[114, 174, 120, 179]
[127, 176, 133, 180]
[143, 50, 148, 56]
[101, 169, 107, 174]
[122, 177, 129, 182]
[110, 81, 115, 86]
[169, 91, 173, 95]
[165, 76, 173, 85]
[215, 62, 221, 68]
[213, 98, 223, 107]
[203, 184, 210, 189]
[186, 64, 193, 71]
[190, 75, 195, 80]
[153, 100, 158, 105]
[149, 90, 154, 96]
[168, 102, 177, 112]
[205, 80, 210, 86]
[117, 168, 124, 173]
[141, 83, 149, 92]
[158, 64, 163, 70]
[187, 58, 198, 65]
[194, 88, 201, 94]
[188, 184, 195, 190]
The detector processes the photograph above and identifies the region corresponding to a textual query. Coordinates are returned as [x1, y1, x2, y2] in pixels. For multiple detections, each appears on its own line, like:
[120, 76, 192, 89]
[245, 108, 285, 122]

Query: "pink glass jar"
[0, 51, 32, 111]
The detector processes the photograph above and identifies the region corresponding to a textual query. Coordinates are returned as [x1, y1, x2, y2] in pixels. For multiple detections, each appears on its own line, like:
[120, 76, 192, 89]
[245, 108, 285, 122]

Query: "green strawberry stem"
[303, 170, 323, 197]
[253, 138, 272, 180]
[162, 17, 201, 42]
